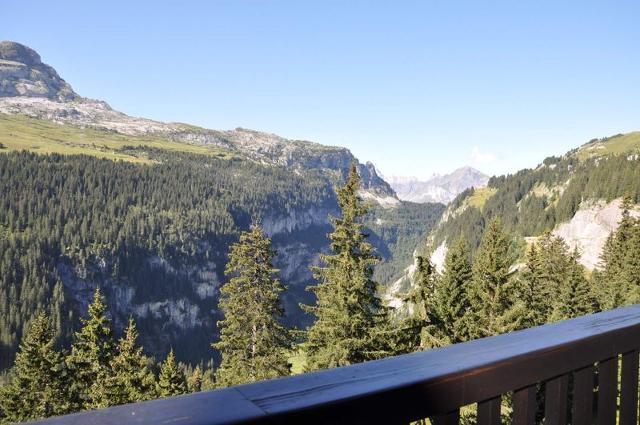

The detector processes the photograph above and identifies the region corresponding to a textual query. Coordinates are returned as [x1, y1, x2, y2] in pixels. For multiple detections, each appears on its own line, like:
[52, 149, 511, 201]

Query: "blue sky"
[3, 1, 640, 178]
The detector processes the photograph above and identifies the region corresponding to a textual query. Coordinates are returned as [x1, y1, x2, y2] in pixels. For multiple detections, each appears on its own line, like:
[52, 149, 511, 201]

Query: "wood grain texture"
[597, 357, 618, 425]
[572, 366, 594, 425]
[544, 374, 568, 425]
[477, 396, 501, 425]
[30, 305, 640, 425]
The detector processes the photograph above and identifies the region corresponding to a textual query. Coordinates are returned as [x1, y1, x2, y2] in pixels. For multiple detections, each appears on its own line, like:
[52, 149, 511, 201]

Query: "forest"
[0, 148, 443, 370]
[2, 162, 640, 423]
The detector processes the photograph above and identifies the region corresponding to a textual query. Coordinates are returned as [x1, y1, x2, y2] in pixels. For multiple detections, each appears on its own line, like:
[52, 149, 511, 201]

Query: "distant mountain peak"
[0, 40, 78, 101]
[387, 166, 489, 204]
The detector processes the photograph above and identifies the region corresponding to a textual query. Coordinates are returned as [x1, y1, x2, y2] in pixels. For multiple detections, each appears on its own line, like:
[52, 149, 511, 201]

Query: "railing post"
[513, 385, 537, 425]
[431, 409, 460, 425]
[545, 374, 568, 425]
[597, 357, 618, 425]
[477, 396, 501, 425]
[572, 365, 594, 425]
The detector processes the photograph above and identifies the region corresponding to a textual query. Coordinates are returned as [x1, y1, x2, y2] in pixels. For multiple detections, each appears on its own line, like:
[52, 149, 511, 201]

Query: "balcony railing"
[32, 304, 640, 424]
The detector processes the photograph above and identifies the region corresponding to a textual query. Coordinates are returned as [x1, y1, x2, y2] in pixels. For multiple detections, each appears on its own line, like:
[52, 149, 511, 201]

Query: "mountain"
[0, 41, 444, 368]
[387, 166, 489, 204]
[387, 131, 640, 304]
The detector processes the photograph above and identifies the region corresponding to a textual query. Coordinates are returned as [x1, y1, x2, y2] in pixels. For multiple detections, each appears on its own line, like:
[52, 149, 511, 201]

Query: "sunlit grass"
[0, 113, 235, 162]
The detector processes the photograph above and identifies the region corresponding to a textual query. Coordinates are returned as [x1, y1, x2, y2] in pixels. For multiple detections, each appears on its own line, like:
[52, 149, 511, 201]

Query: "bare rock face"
[0, 41, 78, 101]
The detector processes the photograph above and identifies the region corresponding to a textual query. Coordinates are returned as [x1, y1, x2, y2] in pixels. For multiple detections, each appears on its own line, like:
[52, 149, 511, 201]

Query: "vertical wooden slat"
[431, 409, 459, 425]
[597, 357, 618, 425]
[545, 374, 569, 425]
[620, 350, 639, 425]
[572, 365, 594, 425]
[513, 385, 537, 425]
[477, 396, 501, 425]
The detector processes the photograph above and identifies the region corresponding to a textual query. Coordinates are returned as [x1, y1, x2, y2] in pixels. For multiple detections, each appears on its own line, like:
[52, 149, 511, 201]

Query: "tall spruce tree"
[466, 219, 524, 339]
[550, 249, 597, 321]
[432, 237, 472, 344]
[596, 197, 640, 309]
[156, 349, 187, 397]
[0, 314, 70, 422]
[397, 255, 439, 352]
[518, 233, 571, 327]
[66, 287, 114, 410]
[303, 164, 388, 369]
[213, 225, 291, 387]
[92, 318, 156, 408]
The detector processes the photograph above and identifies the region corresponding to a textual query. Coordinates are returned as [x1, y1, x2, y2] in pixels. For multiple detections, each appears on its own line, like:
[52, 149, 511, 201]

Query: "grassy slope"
[576, 131, 640, 160]
[0, 113, 235, 162]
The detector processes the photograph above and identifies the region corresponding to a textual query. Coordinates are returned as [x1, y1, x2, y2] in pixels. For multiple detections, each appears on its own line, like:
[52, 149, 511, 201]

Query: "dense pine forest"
[0, 148, 443, 372]
[3, 163, 640, 423]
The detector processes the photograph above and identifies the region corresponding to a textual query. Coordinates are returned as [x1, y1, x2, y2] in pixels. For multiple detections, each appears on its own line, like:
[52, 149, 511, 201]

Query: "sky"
[3, 1, 640, 178]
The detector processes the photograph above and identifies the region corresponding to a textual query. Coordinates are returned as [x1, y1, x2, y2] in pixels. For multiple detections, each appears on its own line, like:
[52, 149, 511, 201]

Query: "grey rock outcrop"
[0, 41, 78, 101]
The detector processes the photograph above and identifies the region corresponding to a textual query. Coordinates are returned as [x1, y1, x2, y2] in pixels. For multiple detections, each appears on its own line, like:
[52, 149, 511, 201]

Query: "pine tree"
[518, 233, 571, 327]
[466, 219, 524, 339]
[432, 237, 472, 344]
[0, 313, 70, 422]
[66, 287, 114, 410]
[550, 249, 597, 321]
[187, 365, 203, 393]
[596, 197, 640, 309]
[213, 224, 291, 387]
[92, 318, 156, 408]
[157, 349, 186, 397]
[303, 164, 388, 369]
[395, 256, 439, 353]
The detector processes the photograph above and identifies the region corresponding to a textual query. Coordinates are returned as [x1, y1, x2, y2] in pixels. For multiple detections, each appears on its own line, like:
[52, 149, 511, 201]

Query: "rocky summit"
[0, 41, 78, 101]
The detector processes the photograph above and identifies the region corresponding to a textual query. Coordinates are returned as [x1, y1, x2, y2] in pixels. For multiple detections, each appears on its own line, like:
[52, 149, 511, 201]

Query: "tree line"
[2, 165, 640, 422]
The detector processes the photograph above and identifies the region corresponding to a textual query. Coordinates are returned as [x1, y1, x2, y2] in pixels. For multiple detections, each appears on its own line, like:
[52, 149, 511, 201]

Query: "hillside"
[0, 41, 444, 369]
[388, 132, 640, 302]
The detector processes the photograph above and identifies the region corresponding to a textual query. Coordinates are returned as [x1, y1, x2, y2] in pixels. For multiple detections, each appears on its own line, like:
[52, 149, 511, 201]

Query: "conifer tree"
[0, 314, 70, 422]
[466, 219, 524, 339]
[431, 237, 472, 344]
[66, 287, 114, 410]
[518, 233, 571, 327]
[213, 224, 291, 387]
[396, 255, 439, 352]
[550, 249, 597, 321]
[157, 349, 186, 397]
[92, 318, 156, 408]
[596, 197, 640, 309]
[187, 365, 203, 393]
[303, 164, 388, 369]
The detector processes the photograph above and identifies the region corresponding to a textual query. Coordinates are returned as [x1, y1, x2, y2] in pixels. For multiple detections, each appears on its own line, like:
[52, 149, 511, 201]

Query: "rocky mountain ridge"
[387, 166, 489, 204]
[0, 40, 394, 198]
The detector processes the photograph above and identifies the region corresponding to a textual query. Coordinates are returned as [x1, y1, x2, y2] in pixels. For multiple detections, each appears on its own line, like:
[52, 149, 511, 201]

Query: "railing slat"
[431, 409, 459, 425]
[477, 396, 501, 425]
[572, 365, 594, 425]
[513, 385, 536, 425]
[597, 357, 618, 425]
[544, 374, 568, 425]
[620, 350, 639, 425]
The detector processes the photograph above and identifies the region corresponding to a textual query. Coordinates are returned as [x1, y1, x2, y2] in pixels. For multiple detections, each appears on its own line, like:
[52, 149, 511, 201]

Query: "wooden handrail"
[31, 305, 640, 424]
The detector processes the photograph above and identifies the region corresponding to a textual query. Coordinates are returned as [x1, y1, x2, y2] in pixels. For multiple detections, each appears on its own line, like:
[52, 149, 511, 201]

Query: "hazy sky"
[4, 1, 640, 178]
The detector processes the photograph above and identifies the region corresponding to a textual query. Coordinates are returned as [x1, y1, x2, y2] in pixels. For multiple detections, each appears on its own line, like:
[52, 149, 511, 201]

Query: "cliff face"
[0, 41, 77, 101]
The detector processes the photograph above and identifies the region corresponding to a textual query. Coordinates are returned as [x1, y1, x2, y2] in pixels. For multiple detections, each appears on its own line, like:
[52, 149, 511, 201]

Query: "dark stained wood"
[477, 396, 501, 425]
[572, 366, 594, 425]
[30, 305, 640, 425]
[544, 374, 568, 425]
[431, 409, 460, 425]
[513, 385, 536, 425]
[620, 350, 639, 425]
[597, 357, 618, 425]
